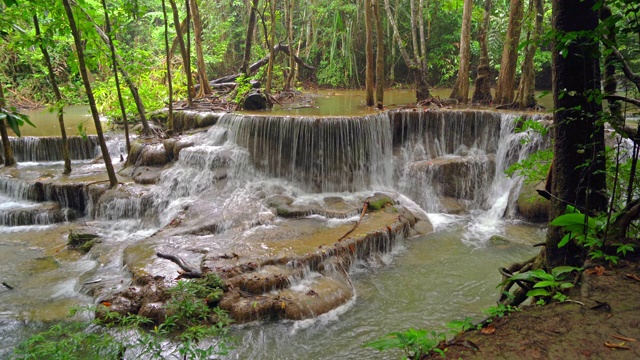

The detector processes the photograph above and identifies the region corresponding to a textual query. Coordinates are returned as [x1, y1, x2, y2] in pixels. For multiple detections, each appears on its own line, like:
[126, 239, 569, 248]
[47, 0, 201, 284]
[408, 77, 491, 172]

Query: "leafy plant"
[364, 328, 446, 359]
[500, 266, 581, 304]
[483, 303, 519, 318]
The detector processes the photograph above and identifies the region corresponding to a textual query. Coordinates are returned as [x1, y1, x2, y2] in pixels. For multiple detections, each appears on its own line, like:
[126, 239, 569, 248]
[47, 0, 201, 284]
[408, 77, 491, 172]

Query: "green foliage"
[446, 317, 475, 335]
[0, 105, 34, 136]
[501, 267, 581, 304]
[14, 274, 231, 359]
[505, 118, 552, 184]
[483, 303, 519, 318]
[364, 328, 446, 359]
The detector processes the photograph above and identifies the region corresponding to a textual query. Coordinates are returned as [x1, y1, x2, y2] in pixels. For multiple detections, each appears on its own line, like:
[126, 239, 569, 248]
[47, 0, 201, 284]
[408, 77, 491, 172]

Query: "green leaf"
[2, 0, 18, 7]
[526, 288, 551, 297]
[558, 283, 574, 289]
[533, 280, 557, 288]
[529, 269, 554, 281]
[558, 233, 572, 248]
[551, 266, 581, 278]
[550, 213, 595, 232]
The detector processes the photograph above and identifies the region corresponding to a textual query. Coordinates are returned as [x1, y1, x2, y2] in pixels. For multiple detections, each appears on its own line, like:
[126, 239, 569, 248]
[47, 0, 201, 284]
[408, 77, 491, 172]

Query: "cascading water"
[0, 108, 549, 358]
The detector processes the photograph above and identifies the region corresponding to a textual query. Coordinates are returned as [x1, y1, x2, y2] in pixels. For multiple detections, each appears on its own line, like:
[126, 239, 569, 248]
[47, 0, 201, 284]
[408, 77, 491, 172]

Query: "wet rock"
[173, 139, 196, 160]
[439, 197, 467, 214]
[139, 143, 170, 166]
[517, 182, 549, 222]
[366, 193, 394, 211]
[67, 231, 100, 253]
[195, 112, 221, 128]
[413, 220, 433, 235]
[138, 301, 167, 324]
[132, 166, 164, 185]
[243, 91, 269, 110]
[264, 195, 312, 218]
[163, 139, 176, 161]
[489, 235, 510, 246]
[29, 256, 60, 274]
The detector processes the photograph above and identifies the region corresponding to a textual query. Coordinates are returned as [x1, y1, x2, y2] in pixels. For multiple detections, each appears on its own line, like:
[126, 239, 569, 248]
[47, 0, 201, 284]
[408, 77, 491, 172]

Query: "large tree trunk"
[449, 0, 473, 103]
[383, 0, 429, 101]
[62, 0, 118, 188]
[419, 0, 427, 72]
[494, 0, 524, 105]
[241, 0, 260, 75]
[513, 0, 543, 109]
[365, 0, 375, 106]
[374, 0, 385, 108]
[0, 81, 15, 167]
[472, 0, 493, 104]
[168, 0, 194, 106]
[545, 0, 607, 268]
[34, 14, 71, 174]
[190, 0, 211, 98]
[162, 0, 174, 132]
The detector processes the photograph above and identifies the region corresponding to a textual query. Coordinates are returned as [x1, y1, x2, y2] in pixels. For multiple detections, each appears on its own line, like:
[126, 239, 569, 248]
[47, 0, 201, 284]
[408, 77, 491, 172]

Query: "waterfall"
[0, 136, 101, 162]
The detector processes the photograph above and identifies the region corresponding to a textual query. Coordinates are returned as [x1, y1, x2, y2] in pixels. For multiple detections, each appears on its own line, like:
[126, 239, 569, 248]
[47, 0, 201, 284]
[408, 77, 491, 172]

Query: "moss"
[366, 193, 394, 211]
[67, 230, 100, 253]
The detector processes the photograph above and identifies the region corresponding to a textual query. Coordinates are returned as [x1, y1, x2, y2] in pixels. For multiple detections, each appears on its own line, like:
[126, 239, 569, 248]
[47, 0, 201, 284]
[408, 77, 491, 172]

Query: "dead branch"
[157, 252, 203, 278]
[604, 95, 640, 109]
[338, 203, 368, 242]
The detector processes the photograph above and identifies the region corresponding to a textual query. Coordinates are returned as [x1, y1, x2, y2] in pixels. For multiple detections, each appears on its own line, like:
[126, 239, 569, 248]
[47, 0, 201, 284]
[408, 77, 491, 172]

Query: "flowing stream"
[0, 105, 548, 358]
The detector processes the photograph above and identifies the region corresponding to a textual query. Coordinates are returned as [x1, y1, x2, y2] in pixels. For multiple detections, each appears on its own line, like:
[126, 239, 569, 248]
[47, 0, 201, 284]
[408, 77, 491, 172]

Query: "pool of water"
[16, 105, 98, 137]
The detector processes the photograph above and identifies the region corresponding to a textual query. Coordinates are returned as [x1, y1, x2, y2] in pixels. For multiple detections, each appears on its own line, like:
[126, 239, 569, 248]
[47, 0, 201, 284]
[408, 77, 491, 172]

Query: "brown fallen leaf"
[623, 273, 640, 282]
[101, 301, 112, 307]
[481, 325, 496, 335]
[610, 334, 637, 342]
[585, 265, 606, 276]
[604, 341, 631, 350]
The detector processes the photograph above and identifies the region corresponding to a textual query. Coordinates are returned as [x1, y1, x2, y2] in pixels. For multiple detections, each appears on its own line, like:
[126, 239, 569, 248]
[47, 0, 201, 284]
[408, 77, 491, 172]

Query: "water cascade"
[0, 108, 549, 357]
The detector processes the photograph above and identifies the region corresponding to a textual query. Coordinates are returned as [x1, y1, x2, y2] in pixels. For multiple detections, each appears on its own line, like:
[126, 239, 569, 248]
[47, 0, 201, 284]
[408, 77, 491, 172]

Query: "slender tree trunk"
[190, 0, 211, 97]
[545, 0, 607, 268]
[365, 0, 374, 107]
[62, 0, 118, 188]
[513, 0, 543, 108]
[410, 0, 420, 61]
[374, 0, 385, 108]
[168, 0, 194, 106]
[241, 0, 260, 75]
[34, 14, 71, 174]
[72, 2, 150, 134]
[284, 0, 296, 91]
[472, 0, 493, 104]
[163, 0, 174, 133]
[449, 0, 473, 103]
[265, 0, 276, 93]
[494, 0, 524, 105]
[384, 0, 429, 101]
[100, 0, 130, 158]
[419, 0, 427, 71]
[0, 81, 15, 167]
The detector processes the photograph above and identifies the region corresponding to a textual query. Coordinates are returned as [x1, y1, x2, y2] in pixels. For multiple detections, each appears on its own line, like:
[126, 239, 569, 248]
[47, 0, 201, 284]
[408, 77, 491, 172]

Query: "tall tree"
[512, 0, 543, 109]
[190, 0, 211, 98]
[374, 0, 385, 108]
[168, 0, 193, 106]
[62, 0, 118, 188]
[472, 0, 493, 104]
[545, 0, 607, 268]
[365, 0, 374, 106]
[264, 0, 276, 93]
[241, 0, 260, 76]
[33, 13, 71, 174]
[162, 0, 174, 133]
[0, 80, 15, 167]
[449, 0, 473, 103]
[494, 0, 524, 105]
[283, 0, 296, 91]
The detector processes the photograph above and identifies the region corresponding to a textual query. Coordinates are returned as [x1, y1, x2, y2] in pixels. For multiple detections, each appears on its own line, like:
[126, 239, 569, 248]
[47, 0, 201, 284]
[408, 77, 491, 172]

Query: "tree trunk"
[374, 0, 385, 108]
[419, 0, 427, 72]
[0, 80, 15, 167]
[190, 0, 211, 98]
[472, 0, 492, 104]
[72, 3, 150, 135]
[545, 0, 607, 268]
[33, 14, 71, 174]
[365, 0, 375, 107]
[100, 0, 130, 158]
[383, 0, 429, 101]
[241, 0, 260, 76]
[513, 0, 543, 109]
[283, 0, 296, 91]
[168, 0, 193, 106]
[494, 0, 524, 105]
[162, 0, 174, 132]
[265, 0, 276, 93]
[449, 0, 473, 103]
[62, 0, 118, 188]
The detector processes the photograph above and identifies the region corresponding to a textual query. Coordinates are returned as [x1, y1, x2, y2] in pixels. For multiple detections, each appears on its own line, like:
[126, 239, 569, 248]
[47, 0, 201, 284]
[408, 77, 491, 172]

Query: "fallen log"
[157, 252, 203, 278]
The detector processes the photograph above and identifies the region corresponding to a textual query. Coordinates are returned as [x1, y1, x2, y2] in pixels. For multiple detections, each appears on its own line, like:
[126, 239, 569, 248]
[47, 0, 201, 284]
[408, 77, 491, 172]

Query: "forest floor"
[425, 258, 640, 359]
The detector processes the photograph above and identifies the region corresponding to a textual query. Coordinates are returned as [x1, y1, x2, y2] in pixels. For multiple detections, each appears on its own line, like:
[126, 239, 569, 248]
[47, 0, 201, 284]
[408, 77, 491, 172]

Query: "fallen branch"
[157, 252, 203, 278]
[338, 203, 368, 242]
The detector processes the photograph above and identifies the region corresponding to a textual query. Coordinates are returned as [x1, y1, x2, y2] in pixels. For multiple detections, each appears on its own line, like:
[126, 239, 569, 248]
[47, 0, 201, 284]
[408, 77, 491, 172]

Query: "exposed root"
[338, 203, 368, 242]
[156, 252, 203, 278]
[498, 255, 538, 305]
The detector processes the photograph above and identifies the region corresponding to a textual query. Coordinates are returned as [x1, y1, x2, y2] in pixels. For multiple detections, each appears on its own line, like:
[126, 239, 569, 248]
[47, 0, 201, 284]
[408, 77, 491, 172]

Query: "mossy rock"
[489, 235, 510, 246]
[517, 182, 549, 222]
[366, 193, 394, 211]
[68, 231, 100, 253]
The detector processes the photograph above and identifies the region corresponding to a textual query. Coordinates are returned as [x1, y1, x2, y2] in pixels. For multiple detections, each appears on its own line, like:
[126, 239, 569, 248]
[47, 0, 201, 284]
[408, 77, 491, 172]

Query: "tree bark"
[100, 0, 130, 158]
[365, 0, 375, 107]
[162, 0, 174, 132]
[62, 0, 118, 188]
[283, 0, 296, 91]
[168, 0, 194, 106]
[190, 0, 211, 98]
[374, 0, 385, 108]
[241, 0, 260, 76]
[419, 0, 427, 72]
[0, 80, 15, 167]
[449, 0, 473, 103]
[494, 0, 524, 105]
[545, 0, 607, 268]
[33, 14, 71, 174]
[472, 0, 493, 104]
[513, 0, 543, 109]
[265, 0, 276, 93]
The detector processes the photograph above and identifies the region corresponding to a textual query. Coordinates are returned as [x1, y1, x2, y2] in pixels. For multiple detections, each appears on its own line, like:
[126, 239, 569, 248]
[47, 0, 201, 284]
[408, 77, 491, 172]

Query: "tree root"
[498, 255, 537, 305]
[156, 252, 203, 278]
[338, 203, 368, 242]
